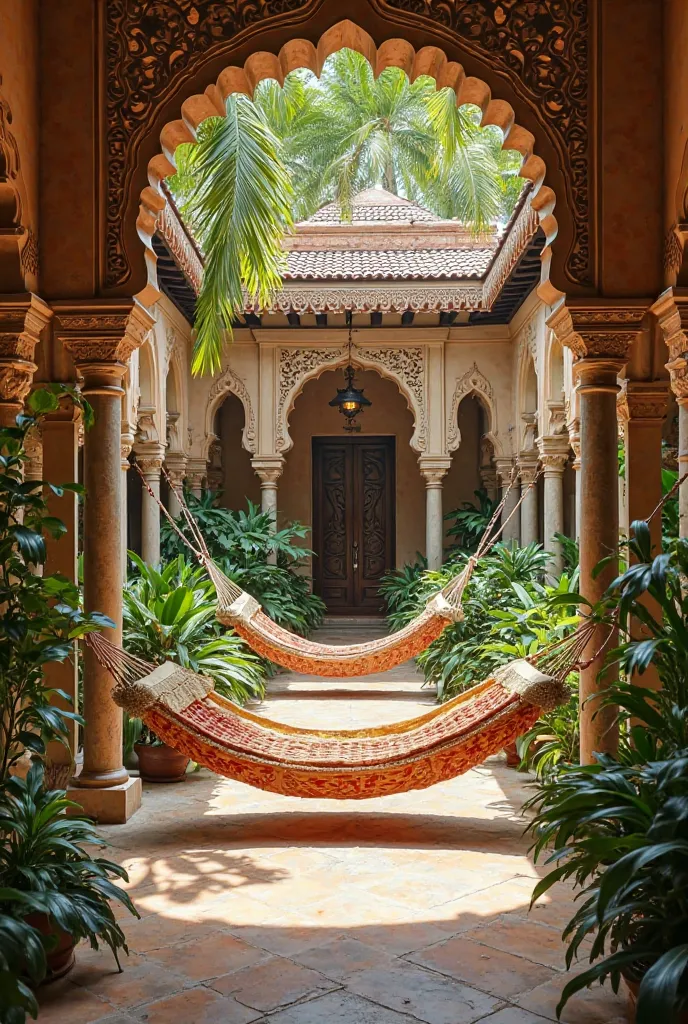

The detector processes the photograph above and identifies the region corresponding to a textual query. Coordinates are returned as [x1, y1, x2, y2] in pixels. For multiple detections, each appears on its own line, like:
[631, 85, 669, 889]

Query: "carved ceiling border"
[105, 0, 590, 291]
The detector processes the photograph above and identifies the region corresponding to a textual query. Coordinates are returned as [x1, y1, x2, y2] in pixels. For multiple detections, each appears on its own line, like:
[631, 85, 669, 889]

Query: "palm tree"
[171, 48, 524, 374]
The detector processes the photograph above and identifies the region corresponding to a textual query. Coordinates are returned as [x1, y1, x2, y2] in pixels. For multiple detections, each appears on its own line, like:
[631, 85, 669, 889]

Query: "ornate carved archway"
[447, 362, 502, 456]
[204, 365, 257, 458]
[133, 18, 565, 316]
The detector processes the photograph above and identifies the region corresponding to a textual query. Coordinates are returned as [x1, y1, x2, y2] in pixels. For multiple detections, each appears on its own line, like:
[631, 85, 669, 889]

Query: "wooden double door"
[312, 436, 395, 614]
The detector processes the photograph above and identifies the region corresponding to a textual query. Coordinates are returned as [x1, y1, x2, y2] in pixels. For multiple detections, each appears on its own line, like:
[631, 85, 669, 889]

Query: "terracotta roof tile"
[305, 188, 443, 225]
[284, 247, 494, 280]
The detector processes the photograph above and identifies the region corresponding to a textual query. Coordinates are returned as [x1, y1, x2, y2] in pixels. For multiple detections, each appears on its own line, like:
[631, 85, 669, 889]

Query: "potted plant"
[523, 522, 688, 1022]
[0, 764, 138, 981]
[134, 724, 189, 783]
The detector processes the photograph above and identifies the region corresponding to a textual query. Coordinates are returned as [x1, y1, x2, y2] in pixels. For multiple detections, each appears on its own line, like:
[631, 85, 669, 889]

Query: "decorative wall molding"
[548, 303, 648, 362]
[259, 282, 485, 314]
[206, 365, 257, 453]
[276, 346, 347, 452]
[158, 200, 204, 294]
[355, 345, 426, 452]
[483, 200, 539, 310]
[446, 362, 496, 453]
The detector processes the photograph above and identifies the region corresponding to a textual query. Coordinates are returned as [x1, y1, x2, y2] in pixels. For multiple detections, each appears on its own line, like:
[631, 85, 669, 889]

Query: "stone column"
[680, 403, 688, 537]
[252, 456, 284, 564]
[134, 445, 165, 566]
[23, 426, 43, 481]
[537, 436, 570, 576]
[419, 457, 451, 570]
[494, 458, 519, 542]
[518, 454, 540, 547]
[652, 290, 688, 535]
[57, 303, 152, 823]
[165, 451, 188, 520]
[549, 301, 646, 765]
[0, 295, 51, 427]
[120, 432, 134, 580]
[569, 419, 582, 540]
[186, 457, 207, 496]
[42, 402, 80, 781]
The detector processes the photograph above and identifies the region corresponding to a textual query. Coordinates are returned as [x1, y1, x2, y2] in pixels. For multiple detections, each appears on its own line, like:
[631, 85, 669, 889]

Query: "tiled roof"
[284, 247, 494, 280]
[304, 188, 443, 225]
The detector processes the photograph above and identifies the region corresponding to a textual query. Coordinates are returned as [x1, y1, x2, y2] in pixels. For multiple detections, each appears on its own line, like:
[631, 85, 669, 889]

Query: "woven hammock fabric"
[212, 573, 463, 678]
[91, 640, 570, 799]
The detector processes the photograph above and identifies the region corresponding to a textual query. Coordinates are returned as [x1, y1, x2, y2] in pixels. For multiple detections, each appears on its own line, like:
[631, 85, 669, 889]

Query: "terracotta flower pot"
[135, 741, 189, 783]
[623, 972, 688, 1022]
[504, 741, 521, 768]
[24, 912, 76, 982]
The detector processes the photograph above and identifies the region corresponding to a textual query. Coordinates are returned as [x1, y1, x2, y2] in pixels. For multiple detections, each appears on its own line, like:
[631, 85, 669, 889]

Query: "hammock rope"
[136, 462, 541, 678]
[87, 621, 585, 799]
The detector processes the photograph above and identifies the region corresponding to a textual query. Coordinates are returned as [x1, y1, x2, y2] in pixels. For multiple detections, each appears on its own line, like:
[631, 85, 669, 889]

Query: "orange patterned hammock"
[87, 632, 583, 799]
[152, 469, 529, 679]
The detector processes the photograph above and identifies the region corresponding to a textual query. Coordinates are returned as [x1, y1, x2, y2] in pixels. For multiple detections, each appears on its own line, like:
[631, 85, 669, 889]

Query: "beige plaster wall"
[279, 368, 425, 569]
[218, 395, 260, 510]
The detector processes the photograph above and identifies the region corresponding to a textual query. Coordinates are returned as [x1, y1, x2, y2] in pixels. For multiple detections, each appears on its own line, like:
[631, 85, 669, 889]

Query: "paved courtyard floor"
[39, 623, 629, 1024]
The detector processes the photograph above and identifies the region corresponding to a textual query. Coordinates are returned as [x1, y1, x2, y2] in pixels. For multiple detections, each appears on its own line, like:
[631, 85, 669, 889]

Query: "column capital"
[493, 456, 516, 486]
[186, 456, 207, 492]
[134, 441, 166, 477]
[55, 300, 154, 392]
[548, 300, 648, 361]
[537, 434, 570, 475]
[251, 455, 284, 486]
[574, 356, 626, 394]
[165, 450, 188, 488]
[624, 380, 670, 423]
[518, 454, 540, 485]
[418, 455, 451, 487]
[0, 293, 52, 423]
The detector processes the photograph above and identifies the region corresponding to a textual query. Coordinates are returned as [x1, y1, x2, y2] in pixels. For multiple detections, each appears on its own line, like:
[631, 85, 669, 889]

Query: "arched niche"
[444, 393, 492, 529]
[132, 19, 565, 317]
[213, 393, 260, 510]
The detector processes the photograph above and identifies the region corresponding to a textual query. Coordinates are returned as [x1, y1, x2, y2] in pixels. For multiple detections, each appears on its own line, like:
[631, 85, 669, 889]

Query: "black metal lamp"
[329, 324, 371, 432]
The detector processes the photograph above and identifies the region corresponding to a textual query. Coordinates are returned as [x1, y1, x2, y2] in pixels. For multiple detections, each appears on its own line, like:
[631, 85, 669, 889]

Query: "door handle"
[352, 540, 359, 572]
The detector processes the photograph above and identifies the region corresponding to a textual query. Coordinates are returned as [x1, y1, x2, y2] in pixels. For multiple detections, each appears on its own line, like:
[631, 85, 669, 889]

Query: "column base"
[67, 776, 142, 824]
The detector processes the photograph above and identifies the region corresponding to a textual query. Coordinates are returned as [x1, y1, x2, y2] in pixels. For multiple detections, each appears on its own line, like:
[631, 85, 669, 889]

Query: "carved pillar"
[120, 432, 134, 580]
[653, 289, 688, 538]
[518, 454, 540, 547]
[252, 456, 284, 564]
[186, 457, 207, 496]
[23, 426, 43, 481]
[419, 457, 451, 571]
[537, 436, 570, 576]
[56, 303, 152, 823]
[0, 295, 51, 426]
[568, 419, 581, 540]
[549, 301, 646, 765]
[135, 446, 165, 566]
[165, 451, 188, 520]
[494, 458, 519, 542]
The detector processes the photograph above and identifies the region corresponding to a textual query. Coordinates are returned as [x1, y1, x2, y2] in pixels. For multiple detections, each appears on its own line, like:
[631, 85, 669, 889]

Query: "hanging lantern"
[329, 325, 371, 432]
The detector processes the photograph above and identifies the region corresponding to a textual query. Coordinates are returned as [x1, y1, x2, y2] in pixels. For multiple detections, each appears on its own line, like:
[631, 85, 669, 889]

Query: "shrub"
[444, 488, 500, 553]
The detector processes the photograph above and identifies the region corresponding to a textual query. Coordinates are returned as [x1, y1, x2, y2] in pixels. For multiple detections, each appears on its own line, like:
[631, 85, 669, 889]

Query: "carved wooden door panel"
[313, 437, 395, 614]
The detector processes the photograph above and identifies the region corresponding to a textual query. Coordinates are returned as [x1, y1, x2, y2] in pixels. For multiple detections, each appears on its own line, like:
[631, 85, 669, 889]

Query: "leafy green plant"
[516, 679, 579, 777]
[525, 752, 688, 1023]
[444, 489, 499, 553]
[0, 889, 49, 1023]
[0, 765, 138, 969]
[0, 388, 113, 782]
[124, 553, 266, 704]
[160, 492, 325, 635]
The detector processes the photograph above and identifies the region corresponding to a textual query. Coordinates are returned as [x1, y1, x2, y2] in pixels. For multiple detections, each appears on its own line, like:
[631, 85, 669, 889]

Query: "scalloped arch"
[203, 366, 257, 458]
[278, 348, 424, 455]
[135, 19, 563, 314]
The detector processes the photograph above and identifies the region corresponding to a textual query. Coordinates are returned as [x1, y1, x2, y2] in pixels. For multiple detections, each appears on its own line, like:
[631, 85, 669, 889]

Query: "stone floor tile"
[226, 920, 345, 957]
[465, 918, 571, 970]
[342, 920, 450, 956]
[294, 936, 395, 980]
[514, 973, 629, 1023]
[210, 955, 339, 1011]
[345, 963, 501, 1024]
[90, 1016, 139, 1024]
[406, 934, 558, 999]
[37, 979, 114, 1024]
[149, 930, 269, 981]
[123, 913, 222, 953]
[130, 985, 261, 1024]
[70, 957, 186, 1008]
[252, 989, 418, 1023]
[473, 1009, 555, 1023]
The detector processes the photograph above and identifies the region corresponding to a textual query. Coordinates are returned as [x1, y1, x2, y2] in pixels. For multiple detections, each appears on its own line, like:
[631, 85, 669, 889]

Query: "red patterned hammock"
[87, 634, 579, 799]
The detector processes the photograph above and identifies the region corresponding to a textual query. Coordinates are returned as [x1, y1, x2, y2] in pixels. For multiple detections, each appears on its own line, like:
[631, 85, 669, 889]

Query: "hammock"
[87, 628, 585, 799]
[146, 466, 533, 678]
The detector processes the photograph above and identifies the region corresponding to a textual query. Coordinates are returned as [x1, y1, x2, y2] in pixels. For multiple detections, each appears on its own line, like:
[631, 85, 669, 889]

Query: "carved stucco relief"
[206, 365, 257, 454]
[447, 362, 498, 453]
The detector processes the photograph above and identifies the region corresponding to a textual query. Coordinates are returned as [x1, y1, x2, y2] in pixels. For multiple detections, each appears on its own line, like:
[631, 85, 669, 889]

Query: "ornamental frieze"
[105, 1, 589, 289]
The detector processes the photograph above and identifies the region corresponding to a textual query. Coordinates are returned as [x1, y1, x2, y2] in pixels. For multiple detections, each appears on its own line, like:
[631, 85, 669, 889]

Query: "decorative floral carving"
[265, 282, 485, 313]
[276, 347, 347, 451]
[356, 345, 426, 451]
[20, 227, 39, 278]
[447, 362, 494, 452]
[517, 314, 538, 367]
[380, 0, 590, 284]
[0, 79, 20, 181]
[548, 304, 647, 361]
[105, 0, 314, 286]
[159, 201, 204, 294]
[164, 326, 177, 370]
[663, 225, 684, 277]
[206, 366, 256, 453]
[136, 407, 159, 444]
[0, 365, 34, 404]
